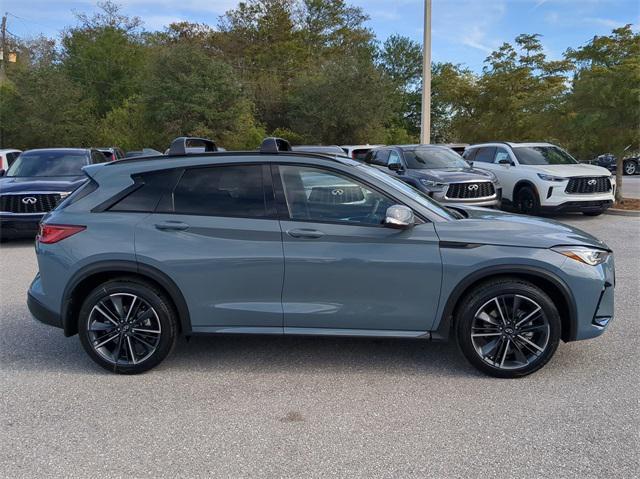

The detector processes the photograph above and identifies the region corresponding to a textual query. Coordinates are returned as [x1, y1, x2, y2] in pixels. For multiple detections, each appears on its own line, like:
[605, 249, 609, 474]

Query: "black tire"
[78, 278, 178, 374]
[515, 186, 540, 215]
[583, 211, 604, 216]
[623, 160, 637, 176]
[455, 278, 561, 378]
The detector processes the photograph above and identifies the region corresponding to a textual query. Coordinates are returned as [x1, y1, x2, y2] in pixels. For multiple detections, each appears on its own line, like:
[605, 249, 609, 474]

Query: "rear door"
[134, 163, 284, 333]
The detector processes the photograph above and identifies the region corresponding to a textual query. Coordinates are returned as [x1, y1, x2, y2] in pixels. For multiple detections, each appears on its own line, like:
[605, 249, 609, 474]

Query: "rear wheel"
[515, 186, 540, 215]
[623, 160, 637, 175]
[78, 279, 178, 374]
[456, 278, 561, 378]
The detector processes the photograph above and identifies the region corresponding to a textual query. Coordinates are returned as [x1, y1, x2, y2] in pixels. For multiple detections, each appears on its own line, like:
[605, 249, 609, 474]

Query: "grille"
[0, 193, 63, 214]
[565, 177, 611, 194]
[308, 186, 365, 204]
[445, 182, 495, 199]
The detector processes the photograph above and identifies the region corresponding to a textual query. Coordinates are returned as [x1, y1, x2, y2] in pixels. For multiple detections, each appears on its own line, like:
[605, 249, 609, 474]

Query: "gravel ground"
[1, 214, 639, 478]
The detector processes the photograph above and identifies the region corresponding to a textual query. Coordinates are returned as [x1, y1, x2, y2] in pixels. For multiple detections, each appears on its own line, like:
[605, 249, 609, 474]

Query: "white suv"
[464, 142, 615, 216]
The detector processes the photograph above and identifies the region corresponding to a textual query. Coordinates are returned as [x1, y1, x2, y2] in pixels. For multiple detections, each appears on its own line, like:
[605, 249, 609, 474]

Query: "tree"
[141, 43, 263, 150]
[61, 1, 144, 118]
[564, 25, 640, 202]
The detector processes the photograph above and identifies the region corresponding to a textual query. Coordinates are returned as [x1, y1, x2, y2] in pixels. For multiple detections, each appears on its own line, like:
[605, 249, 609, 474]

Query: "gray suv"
[365, 145, 501, 207]
[27, 137, 615, 377]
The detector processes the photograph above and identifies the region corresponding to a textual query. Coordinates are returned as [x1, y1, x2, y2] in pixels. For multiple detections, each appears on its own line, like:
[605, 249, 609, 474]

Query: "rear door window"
[171, 165, 267, 218]
[372, 149, 390, 167]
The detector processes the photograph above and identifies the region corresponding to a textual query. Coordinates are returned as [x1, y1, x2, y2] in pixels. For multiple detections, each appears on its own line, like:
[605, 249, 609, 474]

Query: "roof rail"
[260, 137, 291, 153]
[169, 137, 217, 155]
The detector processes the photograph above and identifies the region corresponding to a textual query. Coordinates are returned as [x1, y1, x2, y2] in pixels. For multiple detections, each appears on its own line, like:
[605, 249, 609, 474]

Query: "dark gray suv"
[365, 145, 501, 207]
[27, 138, 615, 377]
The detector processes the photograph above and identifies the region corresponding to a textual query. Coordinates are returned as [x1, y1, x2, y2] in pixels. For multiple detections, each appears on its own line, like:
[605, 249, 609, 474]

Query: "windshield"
[7, 150, 88, 177]
[404, 147, 470, 169]
[512, 146, 578, 165]
[357, 164, 457, 220]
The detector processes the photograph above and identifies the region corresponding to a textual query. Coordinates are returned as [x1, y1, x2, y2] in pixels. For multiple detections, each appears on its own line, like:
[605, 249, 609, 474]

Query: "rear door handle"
[154, 221, 189, 231]
[286, 228, 325, 239]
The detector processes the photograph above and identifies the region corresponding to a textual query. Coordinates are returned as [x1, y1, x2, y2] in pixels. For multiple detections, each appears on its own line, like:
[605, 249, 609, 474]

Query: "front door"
[274, 164, 442, 334]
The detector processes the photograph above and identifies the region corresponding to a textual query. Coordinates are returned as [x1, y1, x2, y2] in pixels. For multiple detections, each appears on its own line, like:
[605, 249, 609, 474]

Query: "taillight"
[38, 224, 86, 244]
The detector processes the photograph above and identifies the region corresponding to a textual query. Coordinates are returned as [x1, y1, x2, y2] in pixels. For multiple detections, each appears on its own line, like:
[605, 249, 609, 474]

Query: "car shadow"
[2, 315, 477, 378]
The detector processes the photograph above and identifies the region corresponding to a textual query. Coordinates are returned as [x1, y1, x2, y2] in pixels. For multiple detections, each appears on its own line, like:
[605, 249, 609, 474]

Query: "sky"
[3, 0, 639, 71]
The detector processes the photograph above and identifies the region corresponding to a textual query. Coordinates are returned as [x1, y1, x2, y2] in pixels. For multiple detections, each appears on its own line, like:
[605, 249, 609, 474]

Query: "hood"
[435, 207, 609, 250]
[0, 175, 86, 194]
[408, 167, 494, 183]
[523, 163, 611, 178]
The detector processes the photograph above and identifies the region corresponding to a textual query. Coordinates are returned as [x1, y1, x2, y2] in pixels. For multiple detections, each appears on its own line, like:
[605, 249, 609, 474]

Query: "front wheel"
[515, 186, 540, 215]
[456, 278, 561, 378]
[78, 279, 178, 374]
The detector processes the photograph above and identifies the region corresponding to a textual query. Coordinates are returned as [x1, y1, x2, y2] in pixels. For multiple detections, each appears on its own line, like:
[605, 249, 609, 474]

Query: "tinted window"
[474, 147, 497, 163]
[388, 150, 402, 167]
[351, 149, 371, 161]
[111, 169, 182, 212]
[513, 146, 578, 165]
[278, 165, 395, 226]
[91, 151, 107, 164]
[6, 150, 88, 177]
[371, 149, 390, 167]
[172, 165, 266, 217]
[403, 147, 469, 169]
[6, 152, 19, 166]
[463, 149, 476, 162]
[57, 179, 98, 210]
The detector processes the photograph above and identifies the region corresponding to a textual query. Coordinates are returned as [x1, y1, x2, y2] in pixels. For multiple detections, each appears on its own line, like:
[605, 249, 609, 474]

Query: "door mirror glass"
[384, 205, 415, 229]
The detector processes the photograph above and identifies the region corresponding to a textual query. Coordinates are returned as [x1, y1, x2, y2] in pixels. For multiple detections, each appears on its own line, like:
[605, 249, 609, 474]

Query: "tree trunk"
[614, 154, 624, 204]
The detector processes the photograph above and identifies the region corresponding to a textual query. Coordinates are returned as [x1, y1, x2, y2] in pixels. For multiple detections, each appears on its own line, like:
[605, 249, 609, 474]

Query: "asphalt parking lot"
[621, 175, 640, 199]
[1, 214, 638, 478]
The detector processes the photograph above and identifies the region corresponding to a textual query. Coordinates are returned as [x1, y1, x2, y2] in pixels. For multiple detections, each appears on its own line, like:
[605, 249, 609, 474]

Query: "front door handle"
[154, 221, 189, 231]
[286, 228, 325, 239]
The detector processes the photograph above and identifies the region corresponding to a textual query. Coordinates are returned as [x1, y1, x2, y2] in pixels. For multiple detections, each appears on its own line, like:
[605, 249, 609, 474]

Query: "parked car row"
[0, 139, 618, 240]
[25, 136, 615, 378]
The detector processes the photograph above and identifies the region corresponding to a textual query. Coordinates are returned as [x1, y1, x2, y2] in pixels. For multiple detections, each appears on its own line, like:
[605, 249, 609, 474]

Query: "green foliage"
[1, 0, 638, 168]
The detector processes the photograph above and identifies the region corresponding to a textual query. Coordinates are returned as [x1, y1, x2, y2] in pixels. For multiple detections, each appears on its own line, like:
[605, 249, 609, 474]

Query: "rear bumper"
[27, 291, 63, 329]
[0, 214, 42, 238]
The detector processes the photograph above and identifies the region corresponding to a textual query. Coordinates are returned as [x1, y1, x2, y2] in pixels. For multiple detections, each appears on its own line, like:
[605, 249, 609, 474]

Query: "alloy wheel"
[87, 293, 162, 366]
[470, 294, 550, 370]
[624, 161, 636, 175]
[517, 189, 536, 214]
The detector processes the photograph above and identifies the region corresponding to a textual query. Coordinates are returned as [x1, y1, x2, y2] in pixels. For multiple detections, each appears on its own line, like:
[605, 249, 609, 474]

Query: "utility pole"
[420, 0, 432, 145]
[0, 13, 7, 83]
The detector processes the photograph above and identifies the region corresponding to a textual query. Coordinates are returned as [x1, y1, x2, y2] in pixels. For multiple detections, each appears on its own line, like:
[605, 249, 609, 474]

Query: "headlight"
[537, 173, 566, 182]
[420, 178, 446, 188]
[552, 246, 610, 266]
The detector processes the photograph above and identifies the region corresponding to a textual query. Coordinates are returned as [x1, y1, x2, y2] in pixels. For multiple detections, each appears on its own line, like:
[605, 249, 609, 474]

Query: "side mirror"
[384, 205, 415, 229]
[467, 160, 474, 167]
[497, 158, 513, 166]
[388, 161, 403, 172]
[0, 169, 5, 176]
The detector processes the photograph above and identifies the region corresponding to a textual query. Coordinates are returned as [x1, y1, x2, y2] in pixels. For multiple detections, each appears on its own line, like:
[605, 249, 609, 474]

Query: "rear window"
[109, 169, 182, 213]
[168, 165, 267, 218]
[7, 150, 88, 177]
[56, 179, 98, 210]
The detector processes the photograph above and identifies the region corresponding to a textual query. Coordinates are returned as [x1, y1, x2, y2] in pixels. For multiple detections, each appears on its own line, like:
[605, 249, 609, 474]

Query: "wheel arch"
[513, 179, 540, 198]
[431, 265, 577, 343]
[62, 260, 191, 337]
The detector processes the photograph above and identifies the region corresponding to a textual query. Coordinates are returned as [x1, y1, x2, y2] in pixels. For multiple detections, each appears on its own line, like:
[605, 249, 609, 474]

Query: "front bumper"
[540, 200, 613, 214]
[0, 214, 42, 238]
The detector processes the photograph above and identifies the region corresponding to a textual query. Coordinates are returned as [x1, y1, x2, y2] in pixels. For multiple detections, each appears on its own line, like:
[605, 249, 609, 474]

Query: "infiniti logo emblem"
[468, 184, 479, 191]
[22, 197, 37, 205]
[331, 189, 344, 195]
[587, 179, 597, 186]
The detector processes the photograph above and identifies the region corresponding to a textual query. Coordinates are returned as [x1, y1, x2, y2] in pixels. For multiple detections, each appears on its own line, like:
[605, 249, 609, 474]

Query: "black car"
[364, 145, 501, 207]
[594, 153, 639, 176]
[0, 148, 107, 239]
